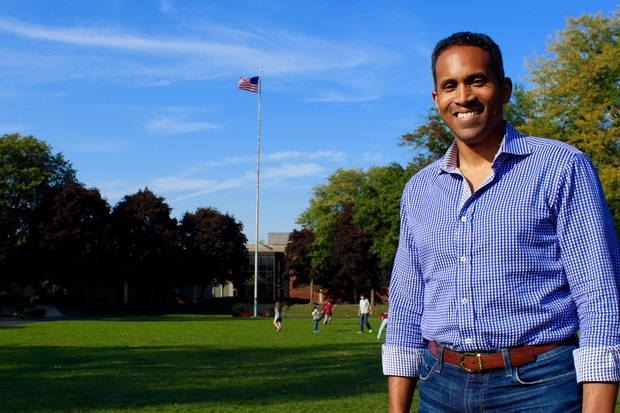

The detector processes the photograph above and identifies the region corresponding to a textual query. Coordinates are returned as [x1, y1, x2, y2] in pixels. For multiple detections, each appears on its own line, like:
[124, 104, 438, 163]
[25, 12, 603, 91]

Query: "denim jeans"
[359, 313, 372, 332]
[418, 343, 581, 413]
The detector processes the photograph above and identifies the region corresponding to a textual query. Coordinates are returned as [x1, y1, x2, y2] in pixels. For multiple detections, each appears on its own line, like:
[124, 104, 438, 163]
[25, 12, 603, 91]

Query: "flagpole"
[253, 69, 262, 318]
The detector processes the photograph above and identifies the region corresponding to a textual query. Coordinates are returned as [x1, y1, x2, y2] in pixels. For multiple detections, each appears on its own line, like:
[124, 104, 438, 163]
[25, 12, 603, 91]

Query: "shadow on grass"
[0, 340, 385, 411]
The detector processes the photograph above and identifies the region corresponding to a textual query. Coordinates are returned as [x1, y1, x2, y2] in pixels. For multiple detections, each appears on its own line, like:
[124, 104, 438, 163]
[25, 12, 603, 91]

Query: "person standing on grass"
[358, 294, 372, 334]
[383, 31, 620, 412]
[320, 299, 334, 325]
[312, 303, 321, 333]
[377, 311, 388, 341]
[273, 301, 282, 332]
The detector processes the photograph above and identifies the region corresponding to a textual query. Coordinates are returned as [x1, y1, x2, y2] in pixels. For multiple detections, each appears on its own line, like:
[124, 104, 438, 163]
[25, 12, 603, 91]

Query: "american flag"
[237, 76, 259, 93]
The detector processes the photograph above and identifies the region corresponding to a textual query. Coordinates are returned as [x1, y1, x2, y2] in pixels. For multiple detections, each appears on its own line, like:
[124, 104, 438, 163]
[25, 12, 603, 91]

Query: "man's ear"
[501, 77, 513, 104]
[432, 90, 439, 109]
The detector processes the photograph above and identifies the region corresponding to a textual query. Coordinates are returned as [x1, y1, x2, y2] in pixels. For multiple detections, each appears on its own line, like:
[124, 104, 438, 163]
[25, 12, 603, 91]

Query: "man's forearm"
[582, 382, 618, 413]
[388, 376, 417, 413]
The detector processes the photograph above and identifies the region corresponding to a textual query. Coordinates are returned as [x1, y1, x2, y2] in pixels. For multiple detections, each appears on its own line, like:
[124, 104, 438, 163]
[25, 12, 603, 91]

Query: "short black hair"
[431, 32, 505, 89]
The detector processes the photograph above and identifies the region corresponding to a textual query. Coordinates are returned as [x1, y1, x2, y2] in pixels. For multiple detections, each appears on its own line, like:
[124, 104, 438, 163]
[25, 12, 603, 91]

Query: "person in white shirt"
[357, 294, 372, 334]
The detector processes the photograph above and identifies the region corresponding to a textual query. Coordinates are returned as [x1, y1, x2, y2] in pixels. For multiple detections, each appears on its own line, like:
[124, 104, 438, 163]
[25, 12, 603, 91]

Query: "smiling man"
[382, 32, 620, 412]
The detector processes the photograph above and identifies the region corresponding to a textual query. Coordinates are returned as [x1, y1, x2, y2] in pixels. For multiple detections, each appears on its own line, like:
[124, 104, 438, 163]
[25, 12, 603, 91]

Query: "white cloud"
[0, 16, 398, 84]
[146, 116, 220, 134]
[261, 163, 326, 180]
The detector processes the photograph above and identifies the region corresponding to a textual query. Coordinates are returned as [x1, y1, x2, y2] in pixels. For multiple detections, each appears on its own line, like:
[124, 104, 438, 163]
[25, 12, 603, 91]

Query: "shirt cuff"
[573, 346, 620, 382]
[382, 344, 426, 377]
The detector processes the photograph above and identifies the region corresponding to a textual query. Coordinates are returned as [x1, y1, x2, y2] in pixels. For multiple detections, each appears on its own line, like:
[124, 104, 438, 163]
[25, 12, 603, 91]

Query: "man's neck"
[455, 133, 503, 192]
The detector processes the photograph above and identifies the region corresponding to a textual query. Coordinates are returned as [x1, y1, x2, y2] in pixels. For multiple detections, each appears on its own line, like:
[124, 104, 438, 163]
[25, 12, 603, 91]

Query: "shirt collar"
[439, 122, 532, 173]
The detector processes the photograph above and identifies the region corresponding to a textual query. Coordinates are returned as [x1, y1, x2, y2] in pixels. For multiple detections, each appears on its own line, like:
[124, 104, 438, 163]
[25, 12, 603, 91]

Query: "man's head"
[431, 32, 512, 146]
[431, 32, 505, 90]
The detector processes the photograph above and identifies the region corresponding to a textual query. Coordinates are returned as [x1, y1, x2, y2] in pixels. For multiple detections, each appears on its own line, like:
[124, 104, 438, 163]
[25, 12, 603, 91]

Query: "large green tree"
[522, 9, 619, 230]
[354, 163, 416, 277]
[296, 168, 366, 274]
[0, 133, 76, 290]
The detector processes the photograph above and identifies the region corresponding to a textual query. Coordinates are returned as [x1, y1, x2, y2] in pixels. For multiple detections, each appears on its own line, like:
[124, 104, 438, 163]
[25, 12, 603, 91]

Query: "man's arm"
[388, 376, 417, 413]
[582, 382, 618, 413]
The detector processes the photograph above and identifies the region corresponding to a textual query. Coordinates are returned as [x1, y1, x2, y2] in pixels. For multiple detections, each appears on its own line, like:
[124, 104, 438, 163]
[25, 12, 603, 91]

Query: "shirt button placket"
[457, 211, 474, 347]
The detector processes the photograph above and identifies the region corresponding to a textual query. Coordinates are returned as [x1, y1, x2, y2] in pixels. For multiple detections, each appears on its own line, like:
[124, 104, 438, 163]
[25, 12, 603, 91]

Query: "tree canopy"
[0, 133, 77, 289]
[28, 182, 113, 287]
[180, 207, 248, 287]
[522, 9, 619, 230]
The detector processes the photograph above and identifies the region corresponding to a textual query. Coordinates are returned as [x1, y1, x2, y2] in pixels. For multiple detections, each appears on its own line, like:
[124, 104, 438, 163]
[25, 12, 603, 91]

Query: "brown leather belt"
[428, 337, 577, 373]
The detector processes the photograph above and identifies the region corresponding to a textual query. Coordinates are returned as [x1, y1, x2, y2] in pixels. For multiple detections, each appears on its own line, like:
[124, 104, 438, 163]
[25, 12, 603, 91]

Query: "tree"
[296, 168, 366, 273]
[27, 182, 113, 289]
[111, 188, 180, 303]
[284, 228, 316, 288]
[398, 108, 453, 164]
[0, 133, 77, 290]
[180, 207, 248, 292]
[329, 203, 380, 302]
[354, 163, 414, 279]
[523, 9, 619, 231]
[503, 82, 536, 130]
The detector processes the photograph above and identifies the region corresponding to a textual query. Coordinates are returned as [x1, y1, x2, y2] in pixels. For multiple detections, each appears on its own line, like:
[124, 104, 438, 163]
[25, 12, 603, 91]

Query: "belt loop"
[435, 345, 444, 373]
[501, 348, 512, 378]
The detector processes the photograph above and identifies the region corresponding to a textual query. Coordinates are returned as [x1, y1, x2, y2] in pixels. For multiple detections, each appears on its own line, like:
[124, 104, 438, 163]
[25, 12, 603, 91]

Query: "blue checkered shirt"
[382, 122, 620, 382]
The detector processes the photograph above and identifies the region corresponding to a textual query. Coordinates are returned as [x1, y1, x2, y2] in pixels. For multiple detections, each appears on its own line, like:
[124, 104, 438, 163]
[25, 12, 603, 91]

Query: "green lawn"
[0, 309, 399, 413]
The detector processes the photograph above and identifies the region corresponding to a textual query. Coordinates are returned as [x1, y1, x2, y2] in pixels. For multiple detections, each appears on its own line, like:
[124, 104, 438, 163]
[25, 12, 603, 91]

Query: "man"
[358, 294, 373, 334]
[382, 31, 620, 412]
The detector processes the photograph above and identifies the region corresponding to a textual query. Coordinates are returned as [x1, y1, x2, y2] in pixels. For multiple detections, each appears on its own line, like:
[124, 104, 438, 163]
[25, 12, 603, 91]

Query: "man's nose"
[455, 84, 473, 104]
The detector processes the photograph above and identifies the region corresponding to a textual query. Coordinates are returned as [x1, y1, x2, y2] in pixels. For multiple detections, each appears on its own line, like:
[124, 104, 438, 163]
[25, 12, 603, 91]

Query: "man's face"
[432, 45, 511, 146]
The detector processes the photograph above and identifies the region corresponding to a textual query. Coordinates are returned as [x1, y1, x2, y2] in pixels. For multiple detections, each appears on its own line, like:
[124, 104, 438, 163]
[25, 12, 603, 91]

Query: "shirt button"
[460, 256, 467, 262]
[465, 338, 473, 345]
[461, 216, 467, 222]
[461, 298, 468, 304]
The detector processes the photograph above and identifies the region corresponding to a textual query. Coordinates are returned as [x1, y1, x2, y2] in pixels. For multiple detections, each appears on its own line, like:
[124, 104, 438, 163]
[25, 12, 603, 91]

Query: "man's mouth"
[456, 110, 481, 119]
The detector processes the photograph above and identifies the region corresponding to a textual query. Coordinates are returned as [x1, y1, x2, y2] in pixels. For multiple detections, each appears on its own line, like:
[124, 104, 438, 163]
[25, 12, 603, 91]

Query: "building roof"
[245, 243, 287, 254]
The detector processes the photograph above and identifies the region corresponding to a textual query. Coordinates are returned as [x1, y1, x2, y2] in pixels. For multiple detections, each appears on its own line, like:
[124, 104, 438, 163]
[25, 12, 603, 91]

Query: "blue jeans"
[313, 320, 319, 332]
[418, 344, 581, 412]
[359, 313, 372, 332]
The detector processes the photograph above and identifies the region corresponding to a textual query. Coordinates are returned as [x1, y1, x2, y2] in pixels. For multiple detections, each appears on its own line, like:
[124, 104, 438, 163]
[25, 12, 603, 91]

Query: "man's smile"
[456, 110, 482, 119]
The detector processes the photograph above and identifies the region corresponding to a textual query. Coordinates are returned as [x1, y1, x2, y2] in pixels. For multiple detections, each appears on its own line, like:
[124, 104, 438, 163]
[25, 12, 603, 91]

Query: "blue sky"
[0, 1, 616, 242]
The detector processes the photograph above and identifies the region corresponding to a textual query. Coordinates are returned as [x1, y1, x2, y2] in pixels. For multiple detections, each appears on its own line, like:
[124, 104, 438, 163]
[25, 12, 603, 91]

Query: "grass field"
[0, 304, 401, 413]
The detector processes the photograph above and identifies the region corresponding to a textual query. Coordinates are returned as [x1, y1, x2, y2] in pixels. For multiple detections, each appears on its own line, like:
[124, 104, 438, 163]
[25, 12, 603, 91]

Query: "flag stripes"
[237, 76, 259, 93]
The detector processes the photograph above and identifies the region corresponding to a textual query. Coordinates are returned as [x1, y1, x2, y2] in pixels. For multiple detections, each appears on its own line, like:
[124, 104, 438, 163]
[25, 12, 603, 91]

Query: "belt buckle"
[459, 352, 484, 373]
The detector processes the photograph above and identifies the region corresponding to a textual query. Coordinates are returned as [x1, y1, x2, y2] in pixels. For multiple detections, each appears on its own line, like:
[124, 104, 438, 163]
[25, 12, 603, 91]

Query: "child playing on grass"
[312, 303, 320, 333]
[273, 301, 282, 332]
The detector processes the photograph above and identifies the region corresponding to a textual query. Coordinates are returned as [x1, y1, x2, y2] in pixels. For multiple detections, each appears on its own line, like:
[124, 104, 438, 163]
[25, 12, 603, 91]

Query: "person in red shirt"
[377, 312, 388, 340]
[320, 299, 335, 324]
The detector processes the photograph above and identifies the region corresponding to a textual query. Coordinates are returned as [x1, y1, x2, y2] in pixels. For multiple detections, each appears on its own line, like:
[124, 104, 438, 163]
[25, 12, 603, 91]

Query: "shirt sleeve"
[557, 153, 620, 382]
[382, 184, 428, 377]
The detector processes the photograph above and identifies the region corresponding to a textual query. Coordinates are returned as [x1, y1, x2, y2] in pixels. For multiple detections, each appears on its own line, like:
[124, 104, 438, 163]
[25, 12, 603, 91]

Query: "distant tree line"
[286, 10, 619, 303]
[0, 132, 248, 305]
